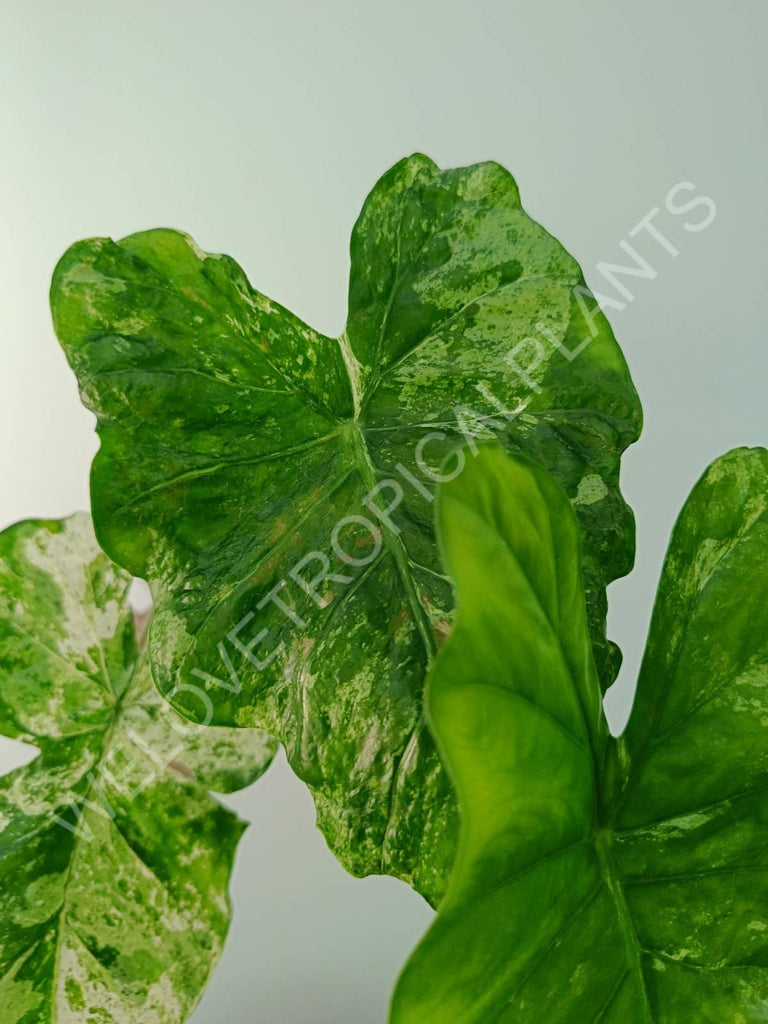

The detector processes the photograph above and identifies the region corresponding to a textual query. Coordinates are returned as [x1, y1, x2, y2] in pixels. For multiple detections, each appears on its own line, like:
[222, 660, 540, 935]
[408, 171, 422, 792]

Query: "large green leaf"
[391, 445, 768, 1022]
[51, 154, 641, 902]
[0, 514, 276, 1024]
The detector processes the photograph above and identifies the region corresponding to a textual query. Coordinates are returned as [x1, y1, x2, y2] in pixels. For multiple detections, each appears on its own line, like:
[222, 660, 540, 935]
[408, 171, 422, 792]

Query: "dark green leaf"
[392, 445, 768, 1023]
[0, 514, 275, 1023]
[51, 155, 641, 902]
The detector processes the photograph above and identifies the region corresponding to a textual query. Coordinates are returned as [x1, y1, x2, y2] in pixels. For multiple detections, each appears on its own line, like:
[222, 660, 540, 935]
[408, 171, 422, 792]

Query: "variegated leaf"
[392, 445, 768, 1023]
[0, 514, 276, 1023]
[52, 155, 641, 902]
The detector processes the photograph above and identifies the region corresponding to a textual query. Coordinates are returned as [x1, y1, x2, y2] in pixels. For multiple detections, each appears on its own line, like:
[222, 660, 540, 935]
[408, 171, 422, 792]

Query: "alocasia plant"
[0, 513, 275, 1023]
[50, 154, 641, 902]
[391, 444, 768, 1022]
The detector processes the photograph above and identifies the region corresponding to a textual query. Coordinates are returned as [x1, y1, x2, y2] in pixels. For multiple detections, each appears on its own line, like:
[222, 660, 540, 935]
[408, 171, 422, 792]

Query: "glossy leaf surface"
[0, 515, 275, 1023]
[392, 445, 768, 1022]
[52, 155, 641, 901]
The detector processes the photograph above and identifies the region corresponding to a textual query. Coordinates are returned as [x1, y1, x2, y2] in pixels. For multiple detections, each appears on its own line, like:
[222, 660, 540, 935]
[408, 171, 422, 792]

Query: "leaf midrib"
[596, 832, 654, 1023]
[337, 315, 444, 865]
[49, 713, 120, 1021]
[441, 492, 655, 1020]
[343, 419, 437, 664]
[48, 654, 144, 1022]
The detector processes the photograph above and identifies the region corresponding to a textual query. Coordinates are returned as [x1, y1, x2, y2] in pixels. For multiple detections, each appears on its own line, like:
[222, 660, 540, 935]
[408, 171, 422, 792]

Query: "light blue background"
[1, 2, 766, 1021]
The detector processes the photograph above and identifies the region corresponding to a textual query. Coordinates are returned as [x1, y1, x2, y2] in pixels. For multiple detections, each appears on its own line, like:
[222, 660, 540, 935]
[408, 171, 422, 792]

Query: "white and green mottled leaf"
[391, 445, 768, 1023]
[51, 155, 641, 902]
[0, 514, 276, 1023]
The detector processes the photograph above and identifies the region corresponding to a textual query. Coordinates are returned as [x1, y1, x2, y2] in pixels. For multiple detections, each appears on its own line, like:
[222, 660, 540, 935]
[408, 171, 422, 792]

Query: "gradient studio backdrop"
[1, 3, 766, 1021]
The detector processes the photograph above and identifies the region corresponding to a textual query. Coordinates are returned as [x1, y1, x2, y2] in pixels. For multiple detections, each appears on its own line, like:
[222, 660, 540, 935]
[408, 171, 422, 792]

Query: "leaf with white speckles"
[392, 445, 768, 1022]
[0, 514, 276, 1024]
[51, 155, 641, 903]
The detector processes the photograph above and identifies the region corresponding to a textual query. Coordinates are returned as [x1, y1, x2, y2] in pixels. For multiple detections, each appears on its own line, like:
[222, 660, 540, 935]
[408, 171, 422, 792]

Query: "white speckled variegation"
[51, 155, 642, 902]
[0, 514, 276, 1024]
